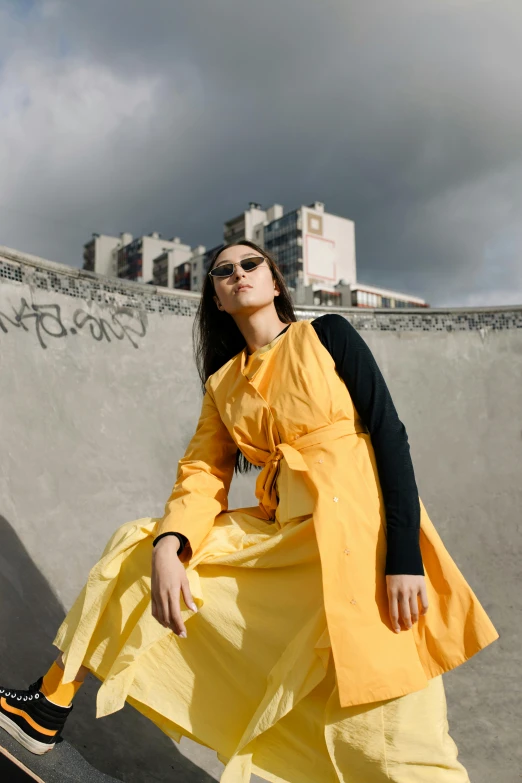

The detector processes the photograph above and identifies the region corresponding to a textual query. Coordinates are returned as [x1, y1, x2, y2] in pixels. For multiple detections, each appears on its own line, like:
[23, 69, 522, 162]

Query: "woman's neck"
[235, 311, 290, 355]
[245, 324, 289, 355]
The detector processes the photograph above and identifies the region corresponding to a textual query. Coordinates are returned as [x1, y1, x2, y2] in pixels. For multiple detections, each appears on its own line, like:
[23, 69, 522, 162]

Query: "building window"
[174, 262, 191, 290]
[263, 210, 301, 288]
[313, 289, 341, 306]
[307, 213, 323, 235]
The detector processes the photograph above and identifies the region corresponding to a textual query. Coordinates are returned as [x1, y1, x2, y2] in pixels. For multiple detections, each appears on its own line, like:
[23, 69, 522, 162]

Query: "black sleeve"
[311, 313, 424, 576]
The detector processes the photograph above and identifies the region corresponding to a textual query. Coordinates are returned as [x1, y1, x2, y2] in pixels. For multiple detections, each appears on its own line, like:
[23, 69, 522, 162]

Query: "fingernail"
[179, 631, 187, 638]
[190, 603, 198, 612]
[395, 628, 401, 633]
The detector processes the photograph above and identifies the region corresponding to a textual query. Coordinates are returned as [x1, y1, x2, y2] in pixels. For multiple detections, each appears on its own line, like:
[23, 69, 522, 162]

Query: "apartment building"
[151, 239, 192, 289]
[83, 202, 428, 308]
[82, 232, 133, 277]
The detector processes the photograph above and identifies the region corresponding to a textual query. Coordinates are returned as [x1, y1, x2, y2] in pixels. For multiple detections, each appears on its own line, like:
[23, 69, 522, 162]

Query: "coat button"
[318, 458, 324, 463]
[350, 599, 357, 605]
[343, 548, 350, 554]
[333, 496, 339, 502]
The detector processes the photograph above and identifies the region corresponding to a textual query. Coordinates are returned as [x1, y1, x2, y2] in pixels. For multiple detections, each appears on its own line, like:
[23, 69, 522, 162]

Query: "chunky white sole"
[0, 711, 55, 755]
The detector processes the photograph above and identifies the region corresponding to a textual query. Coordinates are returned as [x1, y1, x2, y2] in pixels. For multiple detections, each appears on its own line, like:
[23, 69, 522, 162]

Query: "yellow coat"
[155, 318, 499, 708]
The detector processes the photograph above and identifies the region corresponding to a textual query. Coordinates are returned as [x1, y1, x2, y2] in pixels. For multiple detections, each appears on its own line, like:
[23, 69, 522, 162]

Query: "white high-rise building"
[222, 201, 356, 302]
[151, 239, 193, 289]
[186, 245, 217, 291]
[264, 201, 356, 297]
[116, 232, 189, 284]
[219, 201, 427, 307]
[83, 233, 133, 277]
[224, 202, 283, 245]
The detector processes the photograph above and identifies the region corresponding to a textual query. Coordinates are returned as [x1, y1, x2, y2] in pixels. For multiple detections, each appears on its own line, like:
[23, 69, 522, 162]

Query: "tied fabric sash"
[255, 418, 368, 520]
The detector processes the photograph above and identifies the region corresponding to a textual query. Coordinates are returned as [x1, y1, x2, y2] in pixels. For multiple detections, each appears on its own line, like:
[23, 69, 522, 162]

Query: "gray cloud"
[1, 0, 522, 305]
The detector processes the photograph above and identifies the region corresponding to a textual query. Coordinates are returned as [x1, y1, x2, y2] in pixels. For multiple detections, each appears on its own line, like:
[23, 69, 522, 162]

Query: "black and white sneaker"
[0, 674, 73, 755]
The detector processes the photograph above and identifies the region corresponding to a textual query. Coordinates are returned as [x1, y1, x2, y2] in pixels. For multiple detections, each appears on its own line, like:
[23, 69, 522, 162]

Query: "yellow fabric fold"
[52, 318, 494, 781]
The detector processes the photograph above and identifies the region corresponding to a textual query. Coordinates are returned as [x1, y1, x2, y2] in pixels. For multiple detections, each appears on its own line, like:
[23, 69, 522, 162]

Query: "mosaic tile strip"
[1, 253, 521, 331]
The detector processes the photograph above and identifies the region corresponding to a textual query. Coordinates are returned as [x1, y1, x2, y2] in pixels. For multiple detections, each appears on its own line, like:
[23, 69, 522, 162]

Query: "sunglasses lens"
[241, 258, 262, 271]
[211, 263, 234, 277]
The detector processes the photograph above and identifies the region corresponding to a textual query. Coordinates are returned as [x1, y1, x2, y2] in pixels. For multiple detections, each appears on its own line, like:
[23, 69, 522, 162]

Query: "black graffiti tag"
[0, 297, 146, 349]
[72, 308, 146, 348]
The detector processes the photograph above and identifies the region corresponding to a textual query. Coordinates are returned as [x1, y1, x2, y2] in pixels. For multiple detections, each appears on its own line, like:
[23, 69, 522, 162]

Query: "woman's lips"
[235, 285, 252, 293]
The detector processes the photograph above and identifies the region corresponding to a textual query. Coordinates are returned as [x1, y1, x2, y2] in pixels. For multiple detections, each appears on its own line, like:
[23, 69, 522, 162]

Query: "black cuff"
[152, 532, 188, 553]
[385, 527, 424, 575]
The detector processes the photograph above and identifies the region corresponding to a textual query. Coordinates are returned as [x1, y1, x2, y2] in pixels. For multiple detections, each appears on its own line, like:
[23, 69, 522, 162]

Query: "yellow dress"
[53, 319, 499, 782]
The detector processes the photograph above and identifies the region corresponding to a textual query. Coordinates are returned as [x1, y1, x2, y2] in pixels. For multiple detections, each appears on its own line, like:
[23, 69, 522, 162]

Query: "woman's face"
[210, 245, 280, 316]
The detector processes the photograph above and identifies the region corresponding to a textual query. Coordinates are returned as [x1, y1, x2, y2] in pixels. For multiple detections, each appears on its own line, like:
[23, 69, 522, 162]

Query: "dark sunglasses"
[208, 256, 267, 279]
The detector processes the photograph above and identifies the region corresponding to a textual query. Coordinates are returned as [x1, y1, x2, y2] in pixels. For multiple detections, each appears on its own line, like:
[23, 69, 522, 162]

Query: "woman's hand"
[386, 574, 429, 633]
[151, 536, 198, 637]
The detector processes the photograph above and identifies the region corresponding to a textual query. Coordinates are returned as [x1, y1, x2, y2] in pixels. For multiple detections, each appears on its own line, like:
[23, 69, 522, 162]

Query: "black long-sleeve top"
[153, 313, 425, 577]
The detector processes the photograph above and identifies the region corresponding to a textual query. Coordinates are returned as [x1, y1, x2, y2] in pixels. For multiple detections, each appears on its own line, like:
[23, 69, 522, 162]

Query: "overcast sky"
[1, 0, 521, 306]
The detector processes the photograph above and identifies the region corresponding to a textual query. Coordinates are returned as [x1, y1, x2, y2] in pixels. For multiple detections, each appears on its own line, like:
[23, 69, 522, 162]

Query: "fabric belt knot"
[255, 443, 308, 520]
[255, 418, 367, 520]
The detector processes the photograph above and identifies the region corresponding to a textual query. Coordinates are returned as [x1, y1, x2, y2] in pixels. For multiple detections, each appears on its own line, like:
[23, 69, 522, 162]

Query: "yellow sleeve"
[153, 383, 237, 560]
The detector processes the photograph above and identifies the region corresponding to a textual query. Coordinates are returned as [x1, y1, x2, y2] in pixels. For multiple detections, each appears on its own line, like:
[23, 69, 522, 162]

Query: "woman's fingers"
[149, 541, 202, 638]
[388, 591, 401, 633]
[386, 574, 428, 633]
[151, 573, 170, 628]
[167, 589, 186, 637]
[151, 537, 192, 636]
[156, 592, 170, 629]
[419, 582, 429, 615]
[152, 584, 185, 635]
[181, 579, 198, 615]
[151, 578, 166, 627]
[151, 594, 160, 624]
[409, 592, 420, 625]
[399, 592, 413, 629]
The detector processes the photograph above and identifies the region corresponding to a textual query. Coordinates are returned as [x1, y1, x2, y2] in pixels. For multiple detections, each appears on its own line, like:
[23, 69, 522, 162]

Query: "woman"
[0, 241, 499, 781]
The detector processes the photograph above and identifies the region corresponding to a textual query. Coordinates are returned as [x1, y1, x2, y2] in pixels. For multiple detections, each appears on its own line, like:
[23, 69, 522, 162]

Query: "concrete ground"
[0, 734, 120, 783]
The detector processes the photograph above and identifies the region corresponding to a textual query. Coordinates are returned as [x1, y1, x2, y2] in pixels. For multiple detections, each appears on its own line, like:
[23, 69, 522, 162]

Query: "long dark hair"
[192, 239, 297, 475]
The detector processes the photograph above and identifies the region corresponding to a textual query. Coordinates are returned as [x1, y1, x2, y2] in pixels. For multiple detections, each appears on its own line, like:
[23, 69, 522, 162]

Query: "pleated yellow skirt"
[53, 464, 470, 782]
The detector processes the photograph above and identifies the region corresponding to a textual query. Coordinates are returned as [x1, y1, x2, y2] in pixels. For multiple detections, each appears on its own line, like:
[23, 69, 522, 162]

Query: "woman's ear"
[213, 294, 223, 310]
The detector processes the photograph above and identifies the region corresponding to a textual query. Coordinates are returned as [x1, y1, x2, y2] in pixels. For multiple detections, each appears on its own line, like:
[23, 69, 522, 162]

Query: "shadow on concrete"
[1, 731, 120, 783]
[0, 515, 217, 782]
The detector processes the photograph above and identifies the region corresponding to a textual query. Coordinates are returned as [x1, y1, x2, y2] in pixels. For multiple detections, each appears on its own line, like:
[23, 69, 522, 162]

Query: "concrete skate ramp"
[0, 246, 520, 782]
[0, 734, 121, 782]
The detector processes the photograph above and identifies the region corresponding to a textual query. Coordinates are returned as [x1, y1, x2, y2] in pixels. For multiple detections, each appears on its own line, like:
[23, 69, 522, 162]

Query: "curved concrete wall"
[1, 246, 520, 782]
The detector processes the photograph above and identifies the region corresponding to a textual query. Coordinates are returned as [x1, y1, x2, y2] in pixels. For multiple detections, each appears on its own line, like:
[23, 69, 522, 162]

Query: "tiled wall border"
[1, 247, 521, 331]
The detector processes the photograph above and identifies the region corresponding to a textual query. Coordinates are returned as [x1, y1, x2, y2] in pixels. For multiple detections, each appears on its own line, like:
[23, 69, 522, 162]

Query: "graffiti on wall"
[0, 297, 146, 349]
